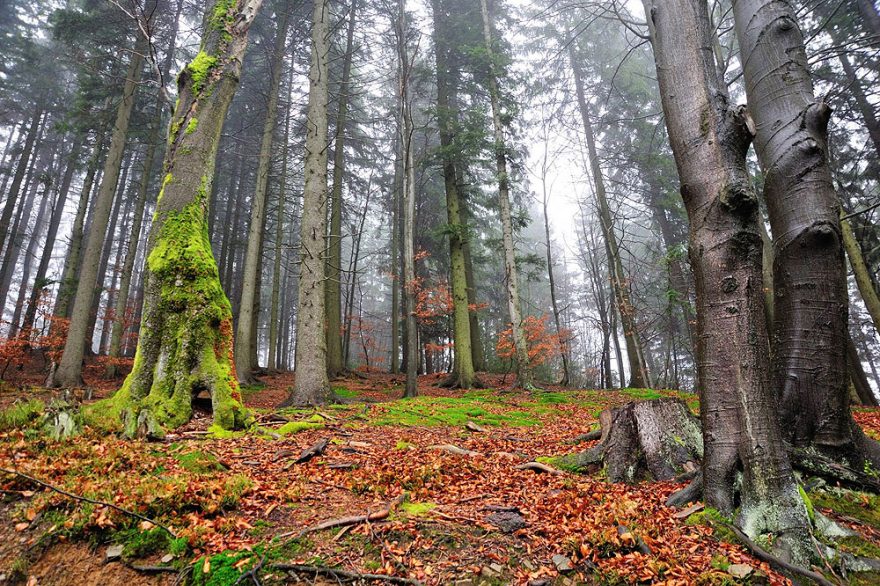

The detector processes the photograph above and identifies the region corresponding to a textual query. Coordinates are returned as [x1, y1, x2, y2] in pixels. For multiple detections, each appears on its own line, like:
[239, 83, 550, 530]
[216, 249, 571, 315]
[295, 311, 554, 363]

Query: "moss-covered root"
[736, 480, 814, 568]
[87, 177, 250, 438]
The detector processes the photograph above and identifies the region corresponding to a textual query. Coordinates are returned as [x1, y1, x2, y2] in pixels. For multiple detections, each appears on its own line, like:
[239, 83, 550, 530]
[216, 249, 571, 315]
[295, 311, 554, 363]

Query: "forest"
[1, 0, 880, 584]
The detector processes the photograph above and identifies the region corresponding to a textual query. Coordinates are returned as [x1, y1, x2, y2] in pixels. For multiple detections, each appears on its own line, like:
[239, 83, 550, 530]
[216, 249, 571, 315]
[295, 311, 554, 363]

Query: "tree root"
[282, 493, 407, 540]
[437, 373, 485, 389]
[269, 563, 423, 585]
[0, 467, 177, 538]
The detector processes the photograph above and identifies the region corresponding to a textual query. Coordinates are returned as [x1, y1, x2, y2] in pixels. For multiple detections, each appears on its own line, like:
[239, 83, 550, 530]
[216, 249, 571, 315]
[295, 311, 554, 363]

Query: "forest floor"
[0, 364, 879, 585]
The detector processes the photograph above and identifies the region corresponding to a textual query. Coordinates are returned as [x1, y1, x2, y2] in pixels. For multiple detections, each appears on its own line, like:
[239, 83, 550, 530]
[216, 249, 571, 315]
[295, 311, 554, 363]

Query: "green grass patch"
[399, 501, 436, 516]
[0, 399, 44, 431]
[277, 414, 325, 435]
[220, 474, 254, 509]
[114, 527, 175, 560]
[333, 387, 359, 399]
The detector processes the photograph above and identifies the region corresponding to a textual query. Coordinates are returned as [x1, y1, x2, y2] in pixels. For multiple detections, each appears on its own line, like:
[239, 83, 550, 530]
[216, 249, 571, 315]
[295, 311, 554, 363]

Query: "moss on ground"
[399, 501, 436, 517]
[810, 489, 880, 530]
[175, 450, 226, 474]
[0, 399, 44, 431]
[370, 395, 541, 427]
[277, 415, 324, 436]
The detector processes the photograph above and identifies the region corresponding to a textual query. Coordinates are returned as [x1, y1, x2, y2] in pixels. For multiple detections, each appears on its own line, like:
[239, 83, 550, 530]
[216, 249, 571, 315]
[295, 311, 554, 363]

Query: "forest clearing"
[3, 0, 880, 584]
[0, 367, 877, 585]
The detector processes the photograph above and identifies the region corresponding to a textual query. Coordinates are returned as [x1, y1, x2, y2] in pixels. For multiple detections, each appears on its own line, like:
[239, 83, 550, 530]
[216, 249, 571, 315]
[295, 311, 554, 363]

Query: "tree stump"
[559, 398, 703, 483]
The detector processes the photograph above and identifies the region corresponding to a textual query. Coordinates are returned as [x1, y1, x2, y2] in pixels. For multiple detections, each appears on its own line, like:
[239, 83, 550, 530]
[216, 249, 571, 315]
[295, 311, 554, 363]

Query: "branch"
[0, 467, 177, 538]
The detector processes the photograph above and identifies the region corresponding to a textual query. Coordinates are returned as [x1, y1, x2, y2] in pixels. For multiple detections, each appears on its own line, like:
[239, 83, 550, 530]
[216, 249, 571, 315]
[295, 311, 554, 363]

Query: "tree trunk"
[480, 0, 532, 389]
[20, 138, 83, 335]
[48, 37, 145, 387]
[431, 0, 475, 389]
[644, 0, 813, 563]
[568, 42, 650, 389]
[284, 0, 332, 406]
[54, 128, 108, 319]
[542, 152, 570, 386]
[389, 132, 401, 374]
[848, 331, 879, 406]
[268, 64, 295, 372]
[8, 178, 52, 337]
[733, 0, 880, 469]
[843, 215, 880, 333]
[324, 0, 358, 380]
[87, 0, 264, 436]
[0, 102, 43, 258]
[235, 5, 290, 383]
[397, 0, 418, 397]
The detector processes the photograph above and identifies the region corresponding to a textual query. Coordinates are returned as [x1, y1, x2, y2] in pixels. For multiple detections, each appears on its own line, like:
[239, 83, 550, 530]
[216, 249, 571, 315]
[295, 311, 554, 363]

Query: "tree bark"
[48, 37, 145, 387]
[644, 0, 813, 563]
[480, 0, 533, 389]
[89, 0, 263, 436]
[733, 0, 880, 469]
[285, 0, 332, 406]
[0, 102, 43, 258]
[234, 4, 291, 383]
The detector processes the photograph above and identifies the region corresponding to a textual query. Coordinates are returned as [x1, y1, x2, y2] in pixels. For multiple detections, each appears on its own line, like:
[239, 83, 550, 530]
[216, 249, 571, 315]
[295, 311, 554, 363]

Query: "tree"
[430, 0, 477, 389]
[733, 0, 880, 469]
[48, 33, 146, 387]
[234, 0, 291, 384]
[642, 0, 812, 563]
[90, 0, 264, 436]
[479, 0, 533, 389]
[284, 0, 332, 406]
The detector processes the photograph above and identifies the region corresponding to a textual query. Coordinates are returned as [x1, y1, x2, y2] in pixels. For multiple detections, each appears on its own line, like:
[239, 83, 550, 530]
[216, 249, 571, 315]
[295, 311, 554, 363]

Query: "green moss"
[534, 391, 570, 404]
[209, 0, 236, 32]
[190, 551, 255, 586]
[838, 536, 880, 559]
[206, 424, 239, 439]
[811, 490, 880, 530]
[399, 501, 436, 516]
[799, 485, 814, 522]
[187, 51, 218, 94]
[686, 508, 737, 542]
[115, 527, 172, 560]
[371, 396, 540, 427]
[277, 418, 324, 436]
[537, 455, 582, 473]
[619, 388, 663, 401]
[0, 400, 44, 431]
[395, 440, 414, 450]
[221, 474, 254, 509]
[175, 450, 226, 474]
[185, 117, 198, 134]
[333, 387, 358, 399]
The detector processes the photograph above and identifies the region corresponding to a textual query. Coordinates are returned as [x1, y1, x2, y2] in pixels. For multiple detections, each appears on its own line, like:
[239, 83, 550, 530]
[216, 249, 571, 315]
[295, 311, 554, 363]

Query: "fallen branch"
[0, 467, 177, 538]
[127, 564, 179, 574]
[270, 563, 422, 585]
[285, 493, 407, 539]
[295, 438, 329, 464]
[515, 462, 562, 475]
[720, 521, 839, 586]
[430, 444, 480, 457]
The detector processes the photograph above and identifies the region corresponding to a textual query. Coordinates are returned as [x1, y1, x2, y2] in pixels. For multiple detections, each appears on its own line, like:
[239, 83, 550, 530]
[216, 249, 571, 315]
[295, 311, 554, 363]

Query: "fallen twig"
[0, 467, 177, 538]
[270, 563, 423, 585]
[283, 492, 407, 539]
[430, 444, 480, 457]
[127, 564, 179, 574]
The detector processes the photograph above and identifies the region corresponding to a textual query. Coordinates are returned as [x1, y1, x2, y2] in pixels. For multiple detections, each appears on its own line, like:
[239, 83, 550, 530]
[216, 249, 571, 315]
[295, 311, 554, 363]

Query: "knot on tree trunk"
[559, 398, 703, 483]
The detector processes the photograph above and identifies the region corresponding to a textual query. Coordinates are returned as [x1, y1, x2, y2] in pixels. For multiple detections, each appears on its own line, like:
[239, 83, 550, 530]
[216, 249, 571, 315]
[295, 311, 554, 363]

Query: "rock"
[480, 566, 497, 578]
[527, 581, 550, 586]
[466, 421, 487, 433]
[161, 554, 174, 564]
[489, 563, 503, 573]
[105, 544, 124, 562]
[453, 580, 473, 586]
[521, 559, 535, 571]
[727, 563, 754, 579]
[552, 554, 574, 572]
[486, 511, 527, 533]
[815, 511, 858, 539]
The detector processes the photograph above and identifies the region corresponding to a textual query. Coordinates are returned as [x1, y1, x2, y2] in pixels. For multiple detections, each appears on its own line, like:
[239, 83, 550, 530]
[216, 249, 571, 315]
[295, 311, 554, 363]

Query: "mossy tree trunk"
[431, 0, 476, 390]
[643, 0, 813, 564]
[284, 0, 333, 406]
[234, 3, 290, 384]
[103, 0, 264, 437]
[733, 0, 880, 471]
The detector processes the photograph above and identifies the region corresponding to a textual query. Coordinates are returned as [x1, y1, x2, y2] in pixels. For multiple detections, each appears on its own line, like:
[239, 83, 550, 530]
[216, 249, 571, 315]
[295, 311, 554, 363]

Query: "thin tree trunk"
[541, 153, 570, 386]
[285, 0, 332, 406]
[568, 41, 650, 388]
[480, 0, 532, 388]
[843, 215, 880, 333]
[48, 37, 145, 387]
[235, 5, 291, 383]
[733, 0, 880, 467]
[9, 178, 52, 337]
[325, 0, 358, 379]
[644, 0, 813, 562]
[848, 331, 879, 406]
[389, 132, 401, 374]
[101, 0, 264, 436]
[0, 102, 43, 257]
